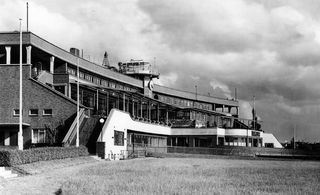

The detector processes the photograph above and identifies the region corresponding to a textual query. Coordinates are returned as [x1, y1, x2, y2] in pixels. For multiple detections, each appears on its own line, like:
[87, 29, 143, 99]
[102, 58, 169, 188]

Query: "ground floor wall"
[0, 126, 32, 148]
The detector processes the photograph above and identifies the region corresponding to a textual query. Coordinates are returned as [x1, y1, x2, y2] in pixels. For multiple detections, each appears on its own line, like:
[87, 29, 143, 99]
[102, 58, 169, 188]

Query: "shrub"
[0, 146, 88, 166]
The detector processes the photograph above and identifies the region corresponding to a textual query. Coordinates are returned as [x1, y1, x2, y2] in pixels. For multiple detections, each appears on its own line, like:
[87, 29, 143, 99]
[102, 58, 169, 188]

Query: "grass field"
[59, 157, 320, 195]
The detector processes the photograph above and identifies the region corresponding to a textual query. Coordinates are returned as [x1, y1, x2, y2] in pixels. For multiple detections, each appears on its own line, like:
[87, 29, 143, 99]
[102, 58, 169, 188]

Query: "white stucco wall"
[97, 109, 171, 159]
[262, 133, 283, 148]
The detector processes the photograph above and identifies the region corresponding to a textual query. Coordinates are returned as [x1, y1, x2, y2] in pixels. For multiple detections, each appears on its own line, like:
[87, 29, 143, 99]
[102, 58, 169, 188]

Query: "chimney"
[70, 48, 80, 57]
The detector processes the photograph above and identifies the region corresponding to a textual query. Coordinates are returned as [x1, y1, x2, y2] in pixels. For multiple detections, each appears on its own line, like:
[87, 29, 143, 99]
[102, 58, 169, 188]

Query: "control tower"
[118, 59, 159, 98]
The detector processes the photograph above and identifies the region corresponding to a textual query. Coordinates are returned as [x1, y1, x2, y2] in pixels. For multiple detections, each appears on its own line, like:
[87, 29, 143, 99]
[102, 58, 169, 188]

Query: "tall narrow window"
[114, 130, 124, 146]
[32, 129, 46, 143]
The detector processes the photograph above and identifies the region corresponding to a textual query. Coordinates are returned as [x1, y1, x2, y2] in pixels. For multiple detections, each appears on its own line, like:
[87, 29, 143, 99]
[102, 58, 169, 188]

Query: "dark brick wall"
[0, 64, 77, 145]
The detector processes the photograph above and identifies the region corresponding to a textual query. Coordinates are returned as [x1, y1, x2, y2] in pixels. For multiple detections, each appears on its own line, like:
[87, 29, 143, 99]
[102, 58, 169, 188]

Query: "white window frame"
[13, 109, 20, 116]
[29, 109, 39, 116]
[43, 109, 53, 116]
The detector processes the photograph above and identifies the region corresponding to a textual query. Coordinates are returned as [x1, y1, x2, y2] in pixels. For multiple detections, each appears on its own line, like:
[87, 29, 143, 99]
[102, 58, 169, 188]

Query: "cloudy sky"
[2, 0, 320, 142]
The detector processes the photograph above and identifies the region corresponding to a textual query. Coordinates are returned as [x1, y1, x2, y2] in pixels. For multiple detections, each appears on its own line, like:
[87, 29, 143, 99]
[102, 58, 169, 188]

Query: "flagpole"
[18, 19, 23, 150]
[76, 58, 80, 147]
[26, 2, 29, 32]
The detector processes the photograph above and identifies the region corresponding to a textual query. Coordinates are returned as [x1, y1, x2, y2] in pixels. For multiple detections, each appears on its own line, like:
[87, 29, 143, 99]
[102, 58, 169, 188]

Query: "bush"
[0, 146, 88, 166]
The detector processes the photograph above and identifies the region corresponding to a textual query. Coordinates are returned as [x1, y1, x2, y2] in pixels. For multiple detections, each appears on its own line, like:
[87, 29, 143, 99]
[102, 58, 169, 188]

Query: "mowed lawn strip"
[60, 158, 320, 195]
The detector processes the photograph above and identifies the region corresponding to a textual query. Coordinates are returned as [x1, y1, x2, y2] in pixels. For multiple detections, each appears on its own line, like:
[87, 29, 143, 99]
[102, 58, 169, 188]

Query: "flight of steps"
[0, 167, 18, 179]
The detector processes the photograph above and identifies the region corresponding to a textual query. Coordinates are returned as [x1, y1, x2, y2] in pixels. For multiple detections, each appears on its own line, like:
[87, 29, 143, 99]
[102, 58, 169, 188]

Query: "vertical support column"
[166, 107, 169, 125]
[68, 83, 72, 98]
[148, 102, 151, 121]
[157, 104, 159, 122]
[5, 46, 11, 64]
[140, 101, 143, 118]
[50, 56, 55, 73]
[117, 93, 120, 109]
[132, 98, 135, 117]
[26, 46, 32, 64]
[106, 92, 109, 115]
[96, 89, 99, 113]
[123, 93, 125, 111]
[213, 103, 216, 111]
[222, 105, 225, 113]
[127, 95, 130, 113]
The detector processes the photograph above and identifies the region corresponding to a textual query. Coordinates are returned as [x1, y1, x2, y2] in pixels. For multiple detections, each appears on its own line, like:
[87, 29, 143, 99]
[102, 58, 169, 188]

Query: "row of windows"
[13, 109, 53, 116]
[67, 67, 137, 92]
[157, 94, 212, 110]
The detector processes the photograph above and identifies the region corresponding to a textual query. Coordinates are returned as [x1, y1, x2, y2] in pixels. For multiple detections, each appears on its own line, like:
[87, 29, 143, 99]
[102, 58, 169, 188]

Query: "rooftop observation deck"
[119, 60, 160, 78]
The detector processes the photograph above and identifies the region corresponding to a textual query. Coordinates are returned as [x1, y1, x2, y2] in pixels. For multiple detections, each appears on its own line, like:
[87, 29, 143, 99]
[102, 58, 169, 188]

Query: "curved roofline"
[153, 84, 238, 107]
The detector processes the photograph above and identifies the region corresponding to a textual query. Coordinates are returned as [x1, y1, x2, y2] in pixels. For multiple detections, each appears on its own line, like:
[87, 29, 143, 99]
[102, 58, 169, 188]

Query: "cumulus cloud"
[209, 80, 232, 99]
[277, 102, 301, 115]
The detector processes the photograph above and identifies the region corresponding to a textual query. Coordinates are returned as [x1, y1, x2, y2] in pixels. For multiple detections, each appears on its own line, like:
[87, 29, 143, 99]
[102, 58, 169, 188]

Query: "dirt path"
[0, 157, 107, 195]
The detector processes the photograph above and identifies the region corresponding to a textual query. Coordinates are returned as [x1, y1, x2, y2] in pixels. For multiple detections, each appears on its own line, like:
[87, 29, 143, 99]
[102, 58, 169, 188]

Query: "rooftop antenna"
[26, 2, 29, 32]
[195, 85, 198, 100]
[293, 124, 296, 150]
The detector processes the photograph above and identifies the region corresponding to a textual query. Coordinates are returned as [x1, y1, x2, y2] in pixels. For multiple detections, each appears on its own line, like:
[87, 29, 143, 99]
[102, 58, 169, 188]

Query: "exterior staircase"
[0, 167, 18, 179]
[62, 108, 86, 146]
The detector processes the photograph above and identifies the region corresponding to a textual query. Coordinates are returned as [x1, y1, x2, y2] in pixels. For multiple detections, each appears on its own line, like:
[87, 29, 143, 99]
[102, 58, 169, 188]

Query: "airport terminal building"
[0, 32, 282, 159]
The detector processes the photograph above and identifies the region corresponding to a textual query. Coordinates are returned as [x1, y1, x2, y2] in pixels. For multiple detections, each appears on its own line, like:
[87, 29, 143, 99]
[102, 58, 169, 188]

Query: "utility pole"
[293, 124, 296, 150]
[253, 96, 256, 130]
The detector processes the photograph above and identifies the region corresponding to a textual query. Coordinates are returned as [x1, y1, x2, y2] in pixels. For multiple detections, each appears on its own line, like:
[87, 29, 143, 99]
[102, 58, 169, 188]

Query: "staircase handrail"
[62, 108, 85, 146]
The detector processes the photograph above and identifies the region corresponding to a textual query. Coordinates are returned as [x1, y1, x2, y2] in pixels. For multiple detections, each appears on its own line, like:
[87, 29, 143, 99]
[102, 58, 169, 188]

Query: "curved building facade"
[0, 32, 282, 157]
